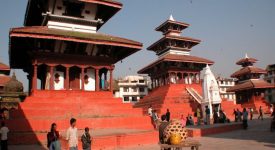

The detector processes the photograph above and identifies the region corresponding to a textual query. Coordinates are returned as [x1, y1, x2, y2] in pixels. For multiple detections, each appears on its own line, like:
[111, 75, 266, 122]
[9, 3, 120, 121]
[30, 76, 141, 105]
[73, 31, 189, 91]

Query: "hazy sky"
[0, 0, 274, 90]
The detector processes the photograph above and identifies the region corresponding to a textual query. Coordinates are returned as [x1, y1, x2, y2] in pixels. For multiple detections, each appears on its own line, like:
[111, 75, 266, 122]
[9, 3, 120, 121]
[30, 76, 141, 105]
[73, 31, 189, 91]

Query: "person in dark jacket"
[47, 123, 61, 150]
[165, 109, 170, 122]
[81, 127, 92, 150]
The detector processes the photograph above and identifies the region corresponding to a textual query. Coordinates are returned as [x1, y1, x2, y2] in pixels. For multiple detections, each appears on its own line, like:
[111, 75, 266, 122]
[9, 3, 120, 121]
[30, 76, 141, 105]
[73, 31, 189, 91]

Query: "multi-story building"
[216, 77, 236, 101]
[265, 64, 275, 104]
[116, 75, 149, 103]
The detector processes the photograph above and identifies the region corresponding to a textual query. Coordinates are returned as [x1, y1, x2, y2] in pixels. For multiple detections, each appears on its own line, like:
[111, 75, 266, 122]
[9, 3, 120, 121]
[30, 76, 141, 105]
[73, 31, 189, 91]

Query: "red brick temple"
[227, 54, 274, 113]
[7, 0, 159, 149]
[135, 15, 214, 119]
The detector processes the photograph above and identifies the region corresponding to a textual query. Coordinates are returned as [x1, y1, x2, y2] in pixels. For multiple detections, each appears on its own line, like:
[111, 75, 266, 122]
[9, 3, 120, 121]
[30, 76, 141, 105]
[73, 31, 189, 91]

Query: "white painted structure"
[115, 75, 149, 103]
[45, 0, 101, 33]
[265, 64, 275, 104]
[202, 65, 222, 118]
[216, 77, 236, 101]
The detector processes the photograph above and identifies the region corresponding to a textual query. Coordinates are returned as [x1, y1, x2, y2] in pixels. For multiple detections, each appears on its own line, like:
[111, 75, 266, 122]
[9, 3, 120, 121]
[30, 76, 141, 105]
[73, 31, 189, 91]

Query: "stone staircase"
[7, 90, 157, 149]
[134, 84, 202, 119]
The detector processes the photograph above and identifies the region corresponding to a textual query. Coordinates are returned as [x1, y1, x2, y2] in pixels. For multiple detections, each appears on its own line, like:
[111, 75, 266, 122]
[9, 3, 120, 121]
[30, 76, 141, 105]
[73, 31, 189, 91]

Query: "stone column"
[81, 67, 85, 91]
[32, 64, 38, 91]
[50, 65, 54, 90]
[66, 67, 70, 90]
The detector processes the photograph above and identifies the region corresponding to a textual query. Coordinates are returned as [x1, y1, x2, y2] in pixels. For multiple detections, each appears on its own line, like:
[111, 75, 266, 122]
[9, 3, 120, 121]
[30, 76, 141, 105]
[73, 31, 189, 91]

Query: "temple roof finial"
[245, 53, 249, 58]
[169, 14, 175, 21]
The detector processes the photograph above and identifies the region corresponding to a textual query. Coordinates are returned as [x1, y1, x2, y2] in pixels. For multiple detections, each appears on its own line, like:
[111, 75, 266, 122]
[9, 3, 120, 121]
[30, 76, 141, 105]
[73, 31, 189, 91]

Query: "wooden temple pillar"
[65, 66, 70, 90]
[109, 69, 113, 92]
[49, 65, 54, 90]
[32, 64, 38, 91]
[81, 67, 85, 91]
[95, 68, 99, 91]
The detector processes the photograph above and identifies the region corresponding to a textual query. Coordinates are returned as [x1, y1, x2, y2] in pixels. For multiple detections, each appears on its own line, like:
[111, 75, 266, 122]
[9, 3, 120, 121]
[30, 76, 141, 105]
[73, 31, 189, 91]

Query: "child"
[81, 127, 92, 150]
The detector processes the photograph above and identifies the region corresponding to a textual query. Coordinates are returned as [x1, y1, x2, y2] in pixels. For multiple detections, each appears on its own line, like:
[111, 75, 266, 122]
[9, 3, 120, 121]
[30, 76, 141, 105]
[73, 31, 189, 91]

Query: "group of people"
[148, 105, 171, 129]
[47, 118, 92, 150]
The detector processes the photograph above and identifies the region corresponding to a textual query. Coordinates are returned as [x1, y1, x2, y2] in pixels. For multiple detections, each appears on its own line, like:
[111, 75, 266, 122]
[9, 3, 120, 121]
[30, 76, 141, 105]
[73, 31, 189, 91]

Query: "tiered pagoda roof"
[138, 15, 213, 74]
[227, 79, 274, 92]
[138, 54, 213, 74]
[24, 0, 123, 30]
[227, 54, 274, 92]
[9, 0, 142, 70]
[0, 62, 11, 87]
[231, 66, 267, 78]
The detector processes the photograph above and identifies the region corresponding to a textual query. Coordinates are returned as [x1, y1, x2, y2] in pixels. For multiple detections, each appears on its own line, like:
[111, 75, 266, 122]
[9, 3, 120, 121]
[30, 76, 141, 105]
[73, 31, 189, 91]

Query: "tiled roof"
[227, 79, 274, 92]
[147, 35, 201, 51]
[236, 57, 258, 65]
[10, 26, 142, 49]
[79, 0, 122, 8]
[138, 54, 214, 74]
[0, 63, 10, 70]
[0, 76, 11, 86]
[155, 20, 190, 31]
[231, 66, 267, 78]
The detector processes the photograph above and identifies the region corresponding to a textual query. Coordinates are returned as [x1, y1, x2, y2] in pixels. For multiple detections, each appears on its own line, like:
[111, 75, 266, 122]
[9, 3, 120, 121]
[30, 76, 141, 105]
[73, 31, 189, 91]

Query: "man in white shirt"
[66, 118, 78, 150]
[148, 105, 153, 116]
[0, 122, 9, 150]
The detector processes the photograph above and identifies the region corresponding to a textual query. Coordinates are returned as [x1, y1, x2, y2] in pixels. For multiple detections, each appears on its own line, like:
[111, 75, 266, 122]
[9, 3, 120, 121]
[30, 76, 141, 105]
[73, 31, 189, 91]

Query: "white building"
[265, 64, 275, 104]
[216, 77, 236, 101]
[115, 75, 149, 103]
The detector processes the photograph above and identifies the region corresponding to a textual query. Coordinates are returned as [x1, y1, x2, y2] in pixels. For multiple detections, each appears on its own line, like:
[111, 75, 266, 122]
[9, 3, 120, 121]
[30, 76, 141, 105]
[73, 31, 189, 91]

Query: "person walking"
[165, 109, 170, 122]
[249, 108, 254, 120]
[242, 108, 248, 129]
[66, 118, 78, 150]
[0, 122, 9, 150]
[237, 109, 242, 122]
[205, 106, 210, 125]
[81, 127, 92, 150]
[258, 106, 264, 120]
[233, 109, 237, 122]
[47, 123, 61, 150]
[196, 107, 201, 125]
[152, 110, 159, 129]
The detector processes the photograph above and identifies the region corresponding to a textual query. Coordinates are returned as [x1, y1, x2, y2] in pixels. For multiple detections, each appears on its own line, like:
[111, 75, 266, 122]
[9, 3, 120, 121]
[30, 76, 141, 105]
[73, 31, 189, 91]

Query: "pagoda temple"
[135, 16, 214, 118]
[6, 1, 162, 149]
[227, 54, 274, 112]
[9, 0, 142, 94]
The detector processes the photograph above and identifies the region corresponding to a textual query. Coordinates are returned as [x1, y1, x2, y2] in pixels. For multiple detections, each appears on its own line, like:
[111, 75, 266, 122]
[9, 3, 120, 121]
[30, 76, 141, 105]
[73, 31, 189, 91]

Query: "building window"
[63, 1, 84, 18]
[123, 87, 128, 92]
[139, 87, 145, 92]
[132, 88, 137, 92]
[124, 97, 129, 102]
[139, 80, 145, 83]
[132, 97, 137, 102]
